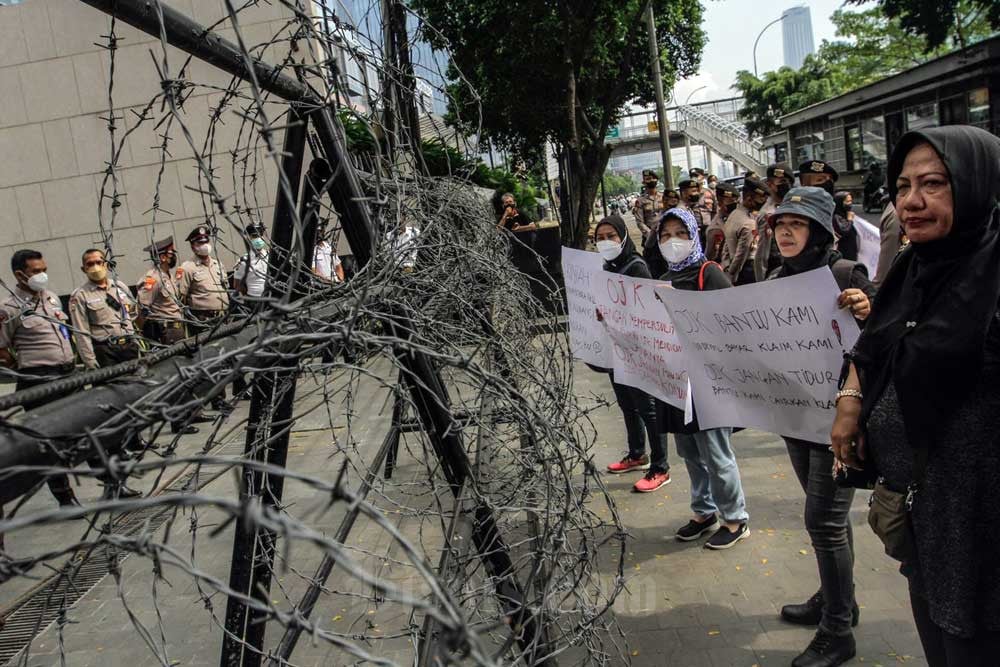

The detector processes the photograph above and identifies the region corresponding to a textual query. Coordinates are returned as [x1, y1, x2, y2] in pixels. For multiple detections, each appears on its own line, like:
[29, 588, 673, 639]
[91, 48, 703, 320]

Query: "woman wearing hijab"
[832, 127, 1000, 666]
[766, 187, 875, 667]
[595, 216, 669, 492]
[833, 191, 860, 261]
[653, 208, 751, 549]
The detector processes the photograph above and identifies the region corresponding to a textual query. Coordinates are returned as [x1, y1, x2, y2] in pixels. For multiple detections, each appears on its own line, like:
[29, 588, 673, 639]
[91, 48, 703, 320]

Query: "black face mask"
[775, 182, 791, 199]
[819, 180, 836, 196]
[686, 194, 701, 204]
[161, 254, 177, 269]
[723, 201, 738, 214]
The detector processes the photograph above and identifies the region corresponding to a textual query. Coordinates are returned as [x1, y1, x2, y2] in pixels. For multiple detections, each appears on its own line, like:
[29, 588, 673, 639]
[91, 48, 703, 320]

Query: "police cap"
[245, 222, 265, 237]
[742, 177, 768, 196]
[715, 182, 738, 197]
[766, 163, 793, 180]
[689, 167, 706, 178]
[185, 225, 211, 243]
[641, 169, 658, 180]
[797, 159, 839, 181]
[663, 188, 679, 199]
[677, 179, 699, 190]
[143, 236, 175, 255]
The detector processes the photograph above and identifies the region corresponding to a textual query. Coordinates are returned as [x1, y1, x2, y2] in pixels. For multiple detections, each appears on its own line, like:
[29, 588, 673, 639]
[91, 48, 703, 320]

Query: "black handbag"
[866, 446, 928, 564]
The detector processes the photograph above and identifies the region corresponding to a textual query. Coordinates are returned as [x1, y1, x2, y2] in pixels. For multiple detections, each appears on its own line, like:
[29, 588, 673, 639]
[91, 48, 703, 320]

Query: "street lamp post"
[753, 15, 786, 77]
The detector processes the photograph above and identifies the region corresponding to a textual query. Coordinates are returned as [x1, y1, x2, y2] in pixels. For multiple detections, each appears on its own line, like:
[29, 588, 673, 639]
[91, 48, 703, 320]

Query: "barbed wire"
[0, 1, 626, 665]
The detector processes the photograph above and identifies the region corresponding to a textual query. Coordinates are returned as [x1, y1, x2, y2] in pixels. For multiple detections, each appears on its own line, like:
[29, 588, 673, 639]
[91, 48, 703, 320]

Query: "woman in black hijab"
[832, 126, 1000, 666]
[766, 186, 875, 667]
[592, 216, 668, 490]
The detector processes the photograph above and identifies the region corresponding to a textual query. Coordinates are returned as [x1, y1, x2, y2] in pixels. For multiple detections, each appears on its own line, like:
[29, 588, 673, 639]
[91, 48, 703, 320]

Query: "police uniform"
[178, 225, 230, 329]
[704, 183, 737, 264]
[68, 277, 139, 369]
[138, 237, 186, 345]
[0, 285, 75, 403]
[0, 283, 80, 504]
[722, 178, 768, 285]
[753, 163, 793, 282]
[678, 179, 713, 243]
[631, 189, 662, 242]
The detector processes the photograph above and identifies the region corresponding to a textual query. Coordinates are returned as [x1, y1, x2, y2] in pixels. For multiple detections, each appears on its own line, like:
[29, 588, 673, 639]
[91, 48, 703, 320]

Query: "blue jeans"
[609, 373, 667, 471]
[674, 428, 748, 524]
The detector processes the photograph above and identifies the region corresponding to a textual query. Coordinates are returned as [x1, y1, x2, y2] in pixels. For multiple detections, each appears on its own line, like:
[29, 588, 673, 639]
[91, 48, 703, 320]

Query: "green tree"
[848, 0, 1000, 50]
[410, 0, 706, 248]
[602, 172, 640, 197]
[735, 2, 997, 137]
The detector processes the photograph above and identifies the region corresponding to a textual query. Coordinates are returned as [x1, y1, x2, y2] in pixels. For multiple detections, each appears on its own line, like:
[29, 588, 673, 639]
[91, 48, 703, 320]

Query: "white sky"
[673, 0, 873, 104]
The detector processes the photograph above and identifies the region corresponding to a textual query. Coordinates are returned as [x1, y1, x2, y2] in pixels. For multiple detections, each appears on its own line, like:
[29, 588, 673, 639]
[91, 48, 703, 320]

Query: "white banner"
[653, 268, 861, 442]
[593, 272, 687, 408]
[854, 214, 880, 280]
[561, 248, 611, 368]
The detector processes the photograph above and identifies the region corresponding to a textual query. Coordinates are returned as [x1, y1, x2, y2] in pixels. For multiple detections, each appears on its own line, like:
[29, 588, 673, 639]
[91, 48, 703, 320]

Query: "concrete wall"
[0, 0, 311, 296]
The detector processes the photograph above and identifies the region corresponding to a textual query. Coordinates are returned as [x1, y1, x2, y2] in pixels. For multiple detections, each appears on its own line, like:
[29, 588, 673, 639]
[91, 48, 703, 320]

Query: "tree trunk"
[561, 142, 612, 249]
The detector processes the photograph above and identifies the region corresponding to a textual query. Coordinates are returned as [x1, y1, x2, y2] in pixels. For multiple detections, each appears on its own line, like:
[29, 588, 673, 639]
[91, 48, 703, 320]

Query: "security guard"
[631, 169, 662, 243]
[138, 237, 186, 345]
[69, 248, 140, 369]
[1, 249, 81, 508]
[754, 163, 794, 281]
[177, 225, 230, 332]
[722, 177, 769, 285]
[705, 182, 738, 263]
[689, 167, 707, 186]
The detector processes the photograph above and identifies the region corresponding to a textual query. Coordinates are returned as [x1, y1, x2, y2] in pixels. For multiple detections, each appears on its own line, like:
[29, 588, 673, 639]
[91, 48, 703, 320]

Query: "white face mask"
[26, 272, 48, 292]
[596, 239, 624, 261]
[659, 238, 695, 264]
[194, 242, 212, 257]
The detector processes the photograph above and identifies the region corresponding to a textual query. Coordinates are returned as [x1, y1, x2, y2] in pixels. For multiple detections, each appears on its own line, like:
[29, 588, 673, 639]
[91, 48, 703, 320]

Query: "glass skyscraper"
[781, 6, 815, 70]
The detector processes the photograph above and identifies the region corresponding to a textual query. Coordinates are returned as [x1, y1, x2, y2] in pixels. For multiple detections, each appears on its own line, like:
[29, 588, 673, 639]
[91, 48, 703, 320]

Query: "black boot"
[791, 630, 856, 667]
[170, 423, 199, 435]
[781, 590, 859, 627]
[58, 496, 87, 520]
[102, 483, 142, 501]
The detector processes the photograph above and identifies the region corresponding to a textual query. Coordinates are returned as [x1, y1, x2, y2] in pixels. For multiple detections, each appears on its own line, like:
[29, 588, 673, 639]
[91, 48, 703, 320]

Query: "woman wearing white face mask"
[652, 208, 751, 550]
[594, 216, 669, 492]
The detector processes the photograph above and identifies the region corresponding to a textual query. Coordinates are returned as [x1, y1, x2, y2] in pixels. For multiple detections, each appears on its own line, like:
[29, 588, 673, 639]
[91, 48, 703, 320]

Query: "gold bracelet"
[835, 389, 863, 404]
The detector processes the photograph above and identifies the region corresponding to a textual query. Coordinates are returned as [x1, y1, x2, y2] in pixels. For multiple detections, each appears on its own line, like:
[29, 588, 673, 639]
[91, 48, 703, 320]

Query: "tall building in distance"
[782, 5, 815, 70]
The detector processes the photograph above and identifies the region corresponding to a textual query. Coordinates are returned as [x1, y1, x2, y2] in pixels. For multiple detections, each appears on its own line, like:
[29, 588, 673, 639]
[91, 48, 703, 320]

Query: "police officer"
[138, 237, 186, 345]
[233, 223, 269, 300]
[662, 187, 680, 210]
[177, 225, 230, 331]
[705, 182, 738, 263]
[722, 177, 769, 285]
[1, 249, 80, 509]
[69, 248, 140, 369]
[678, 178, 713, 240]
[631, 169, 662, 243]
[68, 248, 143, 499]
[797, 159, 838, 195]
[754, 163, 794, 282]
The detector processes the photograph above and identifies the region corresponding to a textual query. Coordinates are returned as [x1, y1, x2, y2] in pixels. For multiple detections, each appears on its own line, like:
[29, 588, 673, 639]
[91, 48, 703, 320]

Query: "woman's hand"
[838, 288, 871, 321]
[831, 396, 865, 469]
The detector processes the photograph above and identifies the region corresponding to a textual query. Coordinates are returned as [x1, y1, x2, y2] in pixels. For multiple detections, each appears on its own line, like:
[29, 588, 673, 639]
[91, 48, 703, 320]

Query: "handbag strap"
[907, 445, 930, 509]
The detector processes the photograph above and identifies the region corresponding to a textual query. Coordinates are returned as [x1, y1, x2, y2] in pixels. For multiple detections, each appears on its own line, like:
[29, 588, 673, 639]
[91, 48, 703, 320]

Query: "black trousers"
[785, 438, 857, 636]
[910, 583, 1000, 666]
[16, 365, 79, 503]
[142, 319, 186, 345]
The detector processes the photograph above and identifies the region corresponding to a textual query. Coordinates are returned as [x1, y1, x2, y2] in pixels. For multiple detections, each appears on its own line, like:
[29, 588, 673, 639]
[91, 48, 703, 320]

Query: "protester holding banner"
[594, 216, 668, 490]
[833, 127, 1000, 667]
[766, 187, 875, 667]
[651, 208, 750, 549]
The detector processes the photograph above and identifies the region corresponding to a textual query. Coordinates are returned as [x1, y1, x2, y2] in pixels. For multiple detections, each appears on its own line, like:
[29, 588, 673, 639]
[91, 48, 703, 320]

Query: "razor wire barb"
[0, 1, 627, 665]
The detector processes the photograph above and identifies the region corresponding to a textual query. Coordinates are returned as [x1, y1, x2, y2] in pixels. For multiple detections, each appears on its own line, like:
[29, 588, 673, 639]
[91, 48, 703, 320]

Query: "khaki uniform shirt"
[137, 267, 183, 321]
[176, 257, 229, 312]
[68, 279, 137, 369]
[752, 199, 780, 282]
[0, 285, 75, 369]
[721, 204, 757, 281]
[683, 201, 713, 231]
[632, 191, 662, 238]
[704, 211, 728, 263]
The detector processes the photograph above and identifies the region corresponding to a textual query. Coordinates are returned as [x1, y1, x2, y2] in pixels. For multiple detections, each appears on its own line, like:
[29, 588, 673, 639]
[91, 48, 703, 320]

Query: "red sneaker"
[606, 455, 650, 474]
[633, 469, 671, 493]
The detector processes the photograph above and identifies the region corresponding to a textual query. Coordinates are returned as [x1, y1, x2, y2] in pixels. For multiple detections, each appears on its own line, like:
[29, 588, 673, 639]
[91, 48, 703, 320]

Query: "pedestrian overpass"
[607, 97, 767, 176]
